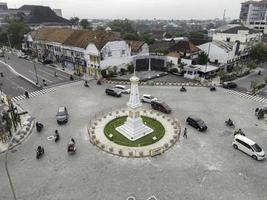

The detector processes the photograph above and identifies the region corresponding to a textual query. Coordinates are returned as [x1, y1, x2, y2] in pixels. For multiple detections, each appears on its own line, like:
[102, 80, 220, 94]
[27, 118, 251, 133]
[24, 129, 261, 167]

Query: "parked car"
[255, 107, 267, 119]
[141, 94, 157, 103]
[151, 101, 171, 114]
[56, 106, 68, 124]
[105, 88, 122, 97]
[222, 82, 237, 89]
[186, 115, 207, 132]
[42, 59, 53, 65]
[114, 85, 130, 94]
[232, 134, 265, 160]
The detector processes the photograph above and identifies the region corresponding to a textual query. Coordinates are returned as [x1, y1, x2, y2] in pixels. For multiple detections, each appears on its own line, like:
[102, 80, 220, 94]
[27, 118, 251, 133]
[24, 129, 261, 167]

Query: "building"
[240, 0, 267, 34]
[0, 3, 70, 28]
[184, 65, 219, 79]
[212, 25, 262, 56]
[198, 41, 241, 69]
[24, 28, 149, 77]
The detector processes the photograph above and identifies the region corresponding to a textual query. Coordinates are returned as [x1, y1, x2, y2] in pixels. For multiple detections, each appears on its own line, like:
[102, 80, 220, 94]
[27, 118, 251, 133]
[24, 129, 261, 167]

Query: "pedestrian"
[43, 79, 47, 86]
[54, 71, 58, 77]
[71, 138, 75, 144]
[183, 128, 187, 139]
[25, 91, 29, 98]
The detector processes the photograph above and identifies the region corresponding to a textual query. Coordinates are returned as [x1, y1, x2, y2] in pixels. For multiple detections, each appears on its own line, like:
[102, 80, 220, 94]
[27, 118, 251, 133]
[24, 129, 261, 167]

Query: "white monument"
[116, 75, 153, 141]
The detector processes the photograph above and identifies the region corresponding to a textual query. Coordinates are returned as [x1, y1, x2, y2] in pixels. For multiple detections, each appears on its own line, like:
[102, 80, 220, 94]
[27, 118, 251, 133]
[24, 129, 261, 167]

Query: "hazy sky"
[6, 0, 246, 20]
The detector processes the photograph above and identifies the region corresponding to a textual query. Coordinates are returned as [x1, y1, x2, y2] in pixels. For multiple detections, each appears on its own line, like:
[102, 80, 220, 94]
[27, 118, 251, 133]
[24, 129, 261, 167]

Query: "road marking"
[39, 69, 64, 81]
[29, 70, 53, 83]
[224, 89, 267, 104]
[11, 81, 83, 102]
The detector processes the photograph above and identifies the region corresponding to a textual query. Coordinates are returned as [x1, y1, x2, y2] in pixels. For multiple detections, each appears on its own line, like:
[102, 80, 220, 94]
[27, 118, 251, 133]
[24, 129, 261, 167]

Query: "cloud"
[7, 0, 243, 20]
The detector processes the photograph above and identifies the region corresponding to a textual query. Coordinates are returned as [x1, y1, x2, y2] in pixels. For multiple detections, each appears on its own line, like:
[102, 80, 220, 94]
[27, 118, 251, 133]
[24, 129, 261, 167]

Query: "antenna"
[223, 9, 226, 21]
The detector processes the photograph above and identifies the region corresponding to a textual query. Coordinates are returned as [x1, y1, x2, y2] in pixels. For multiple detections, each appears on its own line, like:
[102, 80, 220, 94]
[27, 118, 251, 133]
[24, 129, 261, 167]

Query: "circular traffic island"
[88, 109, 181, 158]
[104, 116, 165, 147]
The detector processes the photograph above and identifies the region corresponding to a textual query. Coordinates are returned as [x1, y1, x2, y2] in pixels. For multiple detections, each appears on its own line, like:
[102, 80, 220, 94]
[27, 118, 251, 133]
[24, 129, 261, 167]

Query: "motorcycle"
[54, 132, 60, 143]
[210, 86, 216, 91]
[234, 130, 245, 136]
[225, 119, 234, 128]
[97, 80, 102, 85]
[84, 81, 89, 87]
[67, 143, 76, 153]
[36, 122, 44, 132]
[180, 86, 187, 92]
[36, 146, 44, 159]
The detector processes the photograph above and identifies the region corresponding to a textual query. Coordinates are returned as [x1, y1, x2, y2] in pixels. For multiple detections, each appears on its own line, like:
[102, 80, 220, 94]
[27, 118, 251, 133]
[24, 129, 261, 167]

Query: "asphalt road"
[1, 53, 78, 87]
[0, 83, 266, 200]
[0, 61, 38, 97]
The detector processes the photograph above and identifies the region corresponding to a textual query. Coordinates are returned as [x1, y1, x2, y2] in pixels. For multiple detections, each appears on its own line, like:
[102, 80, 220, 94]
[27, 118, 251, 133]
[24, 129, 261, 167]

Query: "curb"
[0, 60, 42, 89]
[102, 79, 213, 88]
[0, 116, 35, 154]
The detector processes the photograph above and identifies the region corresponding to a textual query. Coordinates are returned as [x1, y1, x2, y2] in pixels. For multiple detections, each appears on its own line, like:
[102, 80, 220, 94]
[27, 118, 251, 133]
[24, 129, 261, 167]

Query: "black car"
[56, 106, 68, 124]
[186, 115, 207, 132]
[151, 101, 171, 114]
[105, 88, 122, 97]
[222, 82, 237, 89]
[42, 59, 53, 65]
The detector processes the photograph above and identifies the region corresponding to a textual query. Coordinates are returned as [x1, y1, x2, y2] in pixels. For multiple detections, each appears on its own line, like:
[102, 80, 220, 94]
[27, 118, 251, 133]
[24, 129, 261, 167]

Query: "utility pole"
[5, 133, 18, 200]
[33, 59, 39, 85]
[6, 34, 12, 54]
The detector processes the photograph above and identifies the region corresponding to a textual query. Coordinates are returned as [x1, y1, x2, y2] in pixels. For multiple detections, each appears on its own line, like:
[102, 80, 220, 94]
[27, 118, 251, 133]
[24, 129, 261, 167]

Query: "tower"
[116, 75, 153, 141]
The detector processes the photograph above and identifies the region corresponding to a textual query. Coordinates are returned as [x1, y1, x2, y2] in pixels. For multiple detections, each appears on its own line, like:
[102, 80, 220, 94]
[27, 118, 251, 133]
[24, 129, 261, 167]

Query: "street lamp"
[32, 58, 39, 85]
[5, 131, 18, 200]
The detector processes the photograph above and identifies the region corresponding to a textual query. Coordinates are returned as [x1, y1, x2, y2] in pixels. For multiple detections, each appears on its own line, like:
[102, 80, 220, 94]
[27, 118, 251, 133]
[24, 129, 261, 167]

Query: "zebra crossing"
[12, 81, 83, 102]
[224, 89, 267, 104]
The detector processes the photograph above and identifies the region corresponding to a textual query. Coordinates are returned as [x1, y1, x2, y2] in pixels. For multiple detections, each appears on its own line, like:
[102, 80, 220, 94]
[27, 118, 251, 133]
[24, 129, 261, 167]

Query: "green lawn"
[104, 116, 165, 147]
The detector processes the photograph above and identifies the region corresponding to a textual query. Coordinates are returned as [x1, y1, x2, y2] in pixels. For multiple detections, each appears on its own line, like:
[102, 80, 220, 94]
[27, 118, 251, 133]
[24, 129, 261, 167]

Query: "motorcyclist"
[54, 130, 59, 141]
[70, 75, 74, 80]
[84, 80, 89, 87]
[71, 138, 75, 144]
[37, 146, 43, 153]
[227, 118, 233, 125]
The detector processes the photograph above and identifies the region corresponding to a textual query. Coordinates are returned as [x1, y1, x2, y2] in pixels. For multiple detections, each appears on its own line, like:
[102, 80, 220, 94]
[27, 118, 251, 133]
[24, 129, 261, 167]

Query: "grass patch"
[104, 116, 165, 147]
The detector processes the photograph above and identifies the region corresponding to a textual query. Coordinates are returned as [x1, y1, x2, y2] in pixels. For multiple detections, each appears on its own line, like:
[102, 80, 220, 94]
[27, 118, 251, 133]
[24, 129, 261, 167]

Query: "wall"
[101, 41, 131, 59]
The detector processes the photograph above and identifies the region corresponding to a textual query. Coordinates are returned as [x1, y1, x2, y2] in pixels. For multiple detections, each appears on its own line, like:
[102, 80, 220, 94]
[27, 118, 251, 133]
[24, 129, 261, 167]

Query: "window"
[108, 51, 112, 57]
[122, 50, 125, 55]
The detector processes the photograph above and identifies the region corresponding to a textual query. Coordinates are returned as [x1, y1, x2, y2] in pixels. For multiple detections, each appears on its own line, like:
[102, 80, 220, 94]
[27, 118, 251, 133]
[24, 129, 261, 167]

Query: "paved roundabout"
[88, 108, 180, 157]
[0, 81, 267, 200]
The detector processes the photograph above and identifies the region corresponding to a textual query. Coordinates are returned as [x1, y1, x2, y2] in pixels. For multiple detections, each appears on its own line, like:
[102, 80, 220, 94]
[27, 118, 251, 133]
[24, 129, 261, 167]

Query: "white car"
[141, 94, 158, 103]
[232, 134, 265, 160]
[114, 85, 130, 94]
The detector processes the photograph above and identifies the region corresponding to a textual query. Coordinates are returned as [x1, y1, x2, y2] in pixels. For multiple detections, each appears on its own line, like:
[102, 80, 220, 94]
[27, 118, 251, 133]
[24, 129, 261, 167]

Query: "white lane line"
[28, 70, 53, 83]
[39, 69, 64, 81]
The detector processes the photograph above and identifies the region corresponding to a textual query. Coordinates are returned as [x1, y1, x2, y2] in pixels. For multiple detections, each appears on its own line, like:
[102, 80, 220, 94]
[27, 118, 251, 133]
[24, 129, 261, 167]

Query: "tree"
[250, 42, 267, 63]
[80, 19, 91, 30]
[123, 32, 139, 40]
[198, 52, 208, 65]
[7, 21, 30, 49]
[109, 19, 135, 35]
[70, 17, 80, 25]
[140, 33, 155, 45]
[127, 64, 134, 73]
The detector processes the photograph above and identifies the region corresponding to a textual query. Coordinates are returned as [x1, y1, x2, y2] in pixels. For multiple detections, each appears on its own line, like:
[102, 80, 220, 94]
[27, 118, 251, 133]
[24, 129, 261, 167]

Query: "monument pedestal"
[116, 75, 153, 141]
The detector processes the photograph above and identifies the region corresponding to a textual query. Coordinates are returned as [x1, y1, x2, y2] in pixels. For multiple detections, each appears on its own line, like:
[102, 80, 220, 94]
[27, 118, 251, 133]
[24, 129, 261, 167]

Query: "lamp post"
[33, 58, 39, 85]
[5, 133, 18, 200]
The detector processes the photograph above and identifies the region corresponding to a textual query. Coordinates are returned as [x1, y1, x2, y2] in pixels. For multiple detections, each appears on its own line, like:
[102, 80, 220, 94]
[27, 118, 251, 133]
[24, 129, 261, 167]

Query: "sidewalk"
[0, 95, 35, 153]
[49, 63, 95, 82]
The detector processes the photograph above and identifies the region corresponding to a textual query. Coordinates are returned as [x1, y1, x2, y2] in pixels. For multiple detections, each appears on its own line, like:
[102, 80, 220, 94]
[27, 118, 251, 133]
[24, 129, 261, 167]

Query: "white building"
[23, 28, 149, 77]
[184, 65, 219, 79]
[240, 0, 267, 34]
[198, 41, 240, 67]
[212, 26, 262, 57]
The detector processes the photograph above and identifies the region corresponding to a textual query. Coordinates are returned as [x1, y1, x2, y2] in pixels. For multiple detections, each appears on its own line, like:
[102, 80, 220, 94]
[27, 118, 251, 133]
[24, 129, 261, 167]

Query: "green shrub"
[127, 64, 134, 73]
